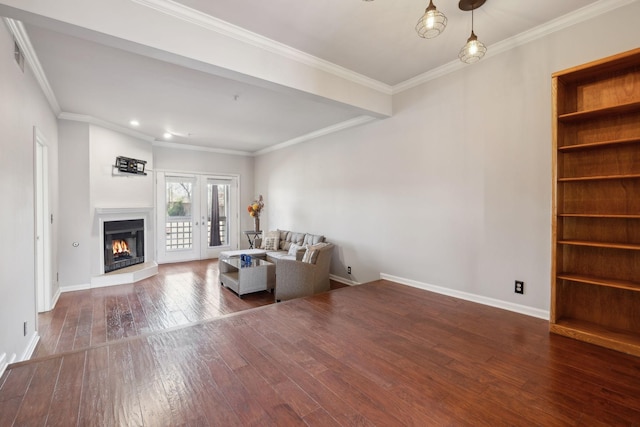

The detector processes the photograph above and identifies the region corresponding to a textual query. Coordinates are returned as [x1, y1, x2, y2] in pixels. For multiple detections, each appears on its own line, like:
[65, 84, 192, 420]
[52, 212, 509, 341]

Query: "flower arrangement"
[247, 194, 264, 218]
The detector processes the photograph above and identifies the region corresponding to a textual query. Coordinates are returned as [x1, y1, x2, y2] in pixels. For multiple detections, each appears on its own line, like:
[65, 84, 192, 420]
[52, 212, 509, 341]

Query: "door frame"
[155, 170, 240, 263]
[34, 127, 52, 313]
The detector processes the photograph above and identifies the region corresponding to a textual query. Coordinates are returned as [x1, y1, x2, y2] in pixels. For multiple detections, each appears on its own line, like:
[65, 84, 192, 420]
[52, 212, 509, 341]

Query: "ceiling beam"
[0, 0, 392, 118]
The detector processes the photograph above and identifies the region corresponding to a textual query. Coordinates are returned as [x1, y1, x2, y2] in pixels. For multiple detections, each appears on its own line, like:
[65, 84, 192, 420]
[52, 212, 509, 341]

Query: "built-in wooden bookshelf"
[551, 48, 640, 356]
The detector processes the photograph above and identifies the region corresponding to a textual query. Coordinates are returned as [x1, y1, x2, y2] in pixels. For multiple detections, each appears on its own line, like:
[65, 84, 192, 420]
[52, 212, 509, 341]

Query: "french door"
[156, 172, 238, 263]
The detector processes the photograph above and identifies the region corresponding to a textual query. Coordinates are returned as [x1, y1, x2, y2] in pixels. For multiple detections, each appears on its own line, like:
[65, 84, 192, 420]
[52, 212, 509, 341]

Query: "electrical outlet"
[347, 266, 351, 275]
[515, 280, 524, 294]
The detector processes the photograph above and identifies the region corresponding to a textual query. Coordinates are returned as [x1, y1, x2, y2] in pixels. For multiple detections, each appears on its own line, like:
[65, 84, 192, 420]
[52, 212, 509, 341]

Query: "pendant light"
[415, 0, 447, 39]
[458, 0, 487, 64]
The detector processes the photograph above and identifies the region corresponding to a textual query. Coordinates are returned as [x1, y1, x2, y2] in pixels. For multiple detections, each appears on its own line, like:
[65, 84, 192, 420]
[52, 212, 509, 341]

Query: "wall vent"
[14, 40, 24, 72]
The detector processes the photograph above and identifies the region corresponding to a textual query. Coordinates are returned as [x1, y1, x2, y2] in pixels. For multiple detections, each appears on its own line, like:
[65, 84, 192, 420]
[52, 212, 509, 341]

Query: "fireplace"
[104, 219, 144, 273]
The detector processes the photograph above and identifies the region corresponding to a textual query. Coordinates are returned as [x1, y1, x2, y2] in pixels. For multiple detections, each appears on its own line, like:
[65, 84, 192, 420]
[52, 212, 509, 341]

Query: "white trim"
[152, 140, 252, 157]
[95, 206, 154, 215]
[91, 261, 158, 288]
[60, 283, 92, 293]
[34, 127, 53, 313]
[3, 18, 61, 114]
[58, 112, 155, 142]
[20, 332, 40, 362]
[254, 116, 377, 156]
[95, 207, 155, 281]
[130, 0, 393, 95]
[0, 353, 7, 378]
[50, 287, 61, 309]
[393, 0, 637, 94]
[330, 274, 360, 286]
[380, 273, 550, 320]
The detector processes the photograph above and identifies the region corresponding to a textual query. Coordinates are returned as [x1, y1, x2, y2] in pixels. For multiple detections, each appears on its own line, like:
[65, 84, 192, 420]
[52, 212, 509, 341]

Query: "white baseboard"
[380, 273, 549, 320]
[50, 287, 61, 309]
[330, 274, 360, 286]
[20, 332, 40, 361]
[0, 352, 6, 378]
[60, 283, 91, 293]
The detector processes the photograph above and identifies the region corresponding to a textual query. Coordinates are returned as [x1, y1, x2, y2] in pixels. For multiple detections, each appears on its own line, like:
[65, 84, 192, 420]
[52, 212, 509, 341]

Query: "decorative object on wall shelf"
[114, 156, 147, 175]
[247, 195, 264, 232]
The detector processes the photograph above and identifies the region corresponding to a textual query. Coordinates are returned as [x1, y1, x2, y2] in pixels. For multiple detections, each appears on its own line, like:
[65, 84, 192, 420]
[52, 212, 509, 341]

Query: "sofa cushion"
[278, 229, 291, 250]
[303, 233, 324, 246]
[266, 251, 296, 263]
[287, 243, 302, 256]
[290, 232, 305, 246]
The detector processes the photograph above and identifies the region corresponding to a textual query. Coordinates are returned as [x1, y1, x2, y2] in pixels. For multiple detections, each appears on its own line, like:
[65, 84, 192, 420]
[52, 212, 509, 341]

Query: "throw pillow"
[264, 236, 278, 251]
[302, 248, 317, 264]
[261, 230, 279, 249]
[301, 243, 326, 264]
[287, 243, 301, 256]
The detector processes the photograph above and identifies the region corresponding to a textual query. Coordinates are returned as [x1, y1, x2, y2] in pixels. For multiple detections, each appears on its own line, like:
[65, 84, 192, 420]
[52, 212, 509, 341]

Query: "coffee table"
[219, 257, 275, 297]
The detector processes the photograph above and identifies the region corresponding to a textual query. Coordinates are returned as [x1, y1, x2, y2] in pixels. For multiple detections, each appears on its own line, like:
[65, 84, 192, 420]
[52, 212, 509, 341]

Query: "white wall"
[88, 126, 154, 276]
[57, 123, 154, 286]
[57, 121, 90, 288]
[0, 21, 58, 363]
[153, 146, 255, 247]
[254, 2, 640, 313]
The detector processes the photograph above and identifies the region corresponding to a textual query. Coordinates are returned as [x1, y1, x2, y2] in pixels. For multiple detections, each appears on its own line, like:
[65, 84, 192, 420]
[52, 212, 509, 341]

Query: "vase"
[254, 216, 260, 232]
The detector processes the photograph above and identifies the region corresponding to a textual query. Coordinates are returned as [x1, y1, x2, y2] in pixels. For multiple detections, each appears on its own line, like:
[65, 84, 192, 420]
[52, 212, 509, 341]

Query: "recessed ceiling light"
[163, 132, 173, 139]
[129, 120, 140, 127]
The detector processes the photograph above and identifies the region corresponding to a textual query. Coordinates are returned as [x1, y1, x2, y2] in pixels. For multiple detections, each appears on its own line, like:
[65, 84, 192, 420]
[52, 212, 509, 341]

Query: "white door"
[157, 172, 238, 263]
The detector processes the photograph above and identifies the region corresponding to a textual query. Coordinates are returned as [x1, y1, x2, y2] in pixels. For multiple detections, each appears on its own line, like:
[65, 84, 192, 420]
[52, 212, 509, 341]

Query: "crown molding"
[152, 140, 253, 157]
[57, 111, 375, 157]
[392, 0, 638, 94]
[58, 112, 156, 142]
[130, 0, 393, 96]
[254, 115, 377, 157]
[3, 18, 61, 114]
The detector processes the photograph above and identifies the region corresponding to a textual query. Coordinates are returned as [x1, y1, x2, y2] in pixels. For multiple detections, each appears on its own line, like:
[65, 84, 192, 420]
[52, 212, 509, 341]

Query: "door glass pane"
[165, 177, 193, 250]
[207, 182, 229, 248]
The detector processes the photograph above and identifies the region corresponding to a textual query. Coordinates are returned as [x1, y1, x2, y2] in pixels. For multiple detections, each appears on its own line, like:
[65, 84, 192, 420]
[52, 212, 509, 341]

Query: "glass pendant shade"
[415, 0, 447, 39]
[458, 30, 486, 64]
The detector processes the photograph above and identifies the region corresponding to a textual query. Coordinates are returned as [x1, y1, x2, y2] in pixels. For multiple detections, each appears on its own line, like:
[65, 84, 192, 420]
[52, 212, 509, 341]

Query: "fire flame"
[112, 239, 130, 255]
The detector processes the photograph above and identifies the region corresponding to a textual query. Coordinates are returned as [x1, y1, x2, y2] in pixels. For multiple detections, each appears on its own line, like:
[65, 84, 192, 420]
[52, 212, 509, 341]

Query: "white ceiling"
[2, 0, 615, 153]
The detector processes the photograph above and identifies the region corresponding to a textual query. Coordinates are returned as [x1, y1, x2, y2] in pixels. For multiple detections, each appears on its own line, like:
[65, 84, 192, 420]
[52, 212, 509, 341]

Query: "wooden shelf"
[558, 173, 640, 182]
[557, 240, 640, 251]
[558, 101, 640, 122]
[556, 273, 640, 292]
[551, 48, 640, 356]
[558, 137, 640, 152]
[551, 319, 640, 357]
[558, 213, 640, 219]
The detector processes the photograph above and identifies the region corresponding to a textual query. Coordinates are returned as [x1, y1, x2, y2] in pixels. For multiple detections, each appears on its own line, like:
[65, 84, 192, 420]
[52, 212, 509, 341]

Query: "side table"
[243, 230, 262, 249]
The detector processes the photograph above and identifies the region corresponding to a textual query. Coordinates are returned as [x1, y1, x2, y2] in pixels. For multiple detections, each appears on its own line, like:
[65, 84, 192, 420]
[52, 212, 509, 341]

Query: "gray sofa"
[275, 242, 334, 302]
[220, 229, 333, 301]
[255, 229, 326, 264]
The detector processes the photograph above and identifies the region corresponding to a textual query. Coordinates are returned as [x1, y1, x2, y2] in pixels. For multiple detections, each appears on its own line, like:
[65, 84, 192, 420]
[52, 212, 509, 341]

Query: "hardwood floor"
[33, 260, 276, 358]
[34, 259, 347, 359]
[2, 269, 640, 425]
